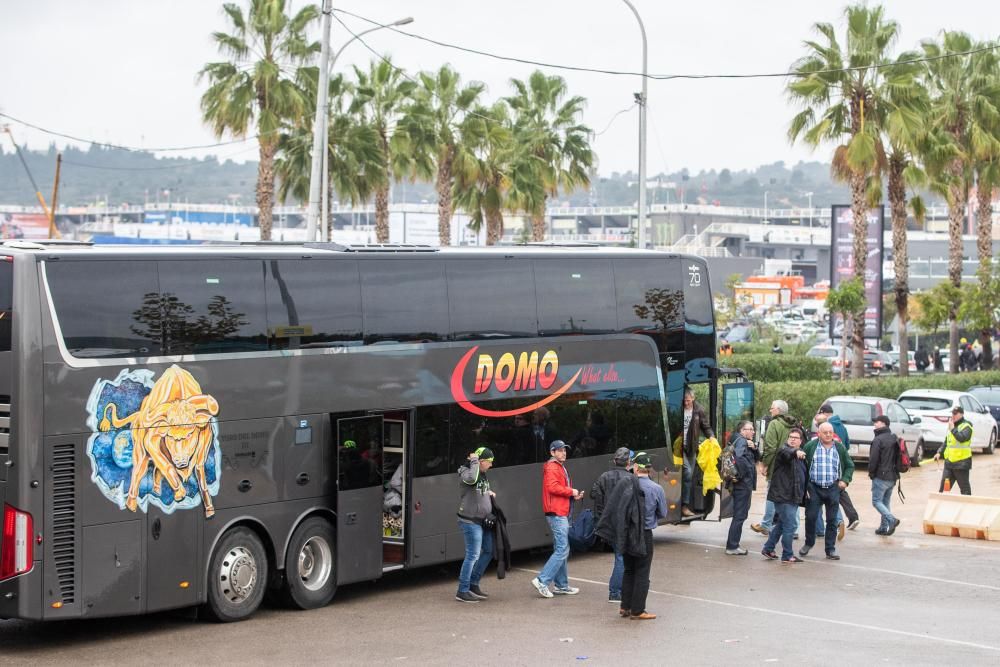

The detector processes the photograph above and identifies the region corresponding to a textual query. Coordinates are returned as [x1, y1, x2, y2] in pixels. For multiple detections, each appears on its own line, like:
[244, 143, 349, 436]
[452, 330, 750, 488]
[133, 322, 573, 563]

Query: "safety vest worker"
[934, 406, 974, 495]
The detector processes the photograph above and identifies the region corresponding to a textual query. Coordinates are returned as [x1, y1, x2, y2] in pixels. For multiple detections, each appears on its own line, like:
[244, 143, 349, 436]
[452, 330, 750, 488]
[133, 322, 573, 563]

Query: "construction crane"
[2, 125, 62, 239]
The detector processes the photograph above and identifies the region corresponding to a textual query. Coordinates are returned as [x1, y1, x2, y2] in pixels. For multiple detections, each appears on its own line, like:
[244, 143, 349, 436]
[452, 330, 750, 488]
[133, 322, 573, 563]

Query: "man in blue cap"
[455, 446, 496, 603]
[531, 440, 584, 598]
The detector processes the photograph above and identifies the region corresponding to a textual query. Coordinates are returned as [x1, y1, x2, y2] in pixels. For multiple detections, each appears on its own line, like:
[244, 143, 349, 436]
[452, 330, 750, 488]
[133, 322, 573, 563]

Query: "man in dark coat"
[868, 416, 901, 536]
[592, 447, 634, 603]
[725, 421, 761, 555]
[761, 428, 808, 562]
[914, 347, 930, 372]
[680, 388, 714, 517]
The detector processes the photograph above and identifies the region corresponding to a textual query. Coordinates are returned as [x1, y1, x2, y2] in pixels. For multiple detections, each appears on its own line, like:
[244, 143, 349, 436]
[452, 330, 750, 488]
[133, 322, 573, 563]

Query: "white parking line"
[515, 567, 1000, 654]
[672, 539, 1000, 592]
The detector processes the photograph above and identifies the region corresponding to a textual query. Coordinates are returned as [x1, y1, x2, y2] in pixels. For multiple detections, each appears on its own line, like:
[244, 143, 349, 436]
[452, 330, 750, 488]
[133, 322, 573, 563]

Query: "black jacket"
[591, 466, 632, 521]
[731, 433, 761, 490]
[594, 475, 646, 557]
[767, 445, 807, 505]
[682, 403, 714, 458]
[868, 426, 900, 481]
[490, 497, 512, 579]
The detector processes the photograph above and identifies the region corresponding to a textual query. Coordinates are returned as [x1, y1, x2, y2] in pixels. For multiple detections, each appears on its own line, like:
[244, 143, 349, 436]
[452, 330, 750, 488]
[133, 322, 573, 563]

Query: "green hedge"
[752, 370, 1000, 423]
[730, 342, 774, 355]
[735, 354, 831, 383]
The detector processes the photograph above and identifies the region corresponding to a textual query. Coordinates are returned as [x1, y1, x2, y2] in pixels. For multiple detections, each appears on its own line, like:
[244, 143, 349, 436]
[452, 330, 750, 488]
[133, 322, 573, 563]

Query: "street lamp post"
[805, 191, 814, 227]
[622, 0, 648, 249]
[306, 8, 414, 241]
[763, 190, 769, 224]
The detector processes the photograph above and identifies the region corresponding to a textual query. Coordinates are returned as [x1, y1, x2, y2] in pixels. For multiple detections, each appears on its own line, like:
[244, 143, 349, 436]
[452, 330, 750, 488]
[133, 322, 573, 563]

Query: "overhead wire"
[332, 7, 1000, 81]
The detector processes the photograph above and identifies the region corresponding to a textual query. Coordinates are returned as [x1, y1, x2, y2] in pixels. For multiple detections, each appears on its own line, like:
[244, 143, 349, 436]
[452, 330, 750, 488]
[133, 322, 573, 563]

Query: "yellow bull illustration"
[99, 365, 220, 518]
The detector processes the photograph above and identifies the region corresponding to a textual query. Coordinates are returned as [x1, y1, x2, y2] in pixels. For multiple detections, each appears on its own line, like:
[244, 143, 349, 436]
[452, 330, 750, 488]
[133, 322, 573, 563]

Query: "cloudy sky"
[1, 0, 997, 175]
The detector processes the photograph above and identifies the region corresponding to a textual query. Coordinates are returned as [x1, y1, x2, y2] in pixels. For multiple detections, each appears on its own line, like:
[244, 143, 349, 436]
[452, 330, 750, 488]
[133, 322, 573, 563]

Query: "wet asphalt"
[2, 453, 1000, 665]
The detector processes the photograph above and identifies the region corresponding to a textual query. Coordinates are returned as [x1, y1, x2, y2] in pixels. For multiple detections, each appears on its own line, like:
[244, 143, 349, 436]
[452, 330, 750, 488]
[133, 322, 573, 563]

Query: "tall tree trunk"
[375, 185, 390, 243]
[486, 208, 503, 246]
[850, 171, 868, 379]
[531, 195, 548, 241]
[977, 181, 994, 370]
[436, 146, 454, 246]
[946, 178, 966, 374]
[256, 139, 277, 241]
[888, 157, 909, 377]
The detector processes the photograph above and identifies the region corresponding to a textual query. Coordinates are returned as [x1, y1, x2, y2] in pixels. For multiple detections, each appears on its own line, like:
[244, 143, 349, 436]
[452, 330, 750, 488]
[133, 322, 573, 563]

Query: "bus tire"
[282, 517, 337, 610]
[203, 527, 268, 623]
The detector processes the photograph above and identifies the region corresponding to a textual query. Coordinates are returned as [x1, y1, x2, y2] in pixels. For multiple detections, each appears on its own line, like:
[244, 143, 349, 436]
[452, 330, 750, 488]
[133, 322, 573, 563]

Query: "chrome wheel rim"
[219, 546, 258, 603]
[298, 536, 333, 592]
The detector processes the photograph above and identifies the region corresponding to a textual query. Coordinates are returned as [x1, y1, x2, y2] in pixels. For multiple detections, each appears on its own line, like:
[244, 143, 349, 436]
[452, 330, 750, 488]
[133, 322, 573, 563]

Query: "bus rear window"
[0, 258, 12, 352]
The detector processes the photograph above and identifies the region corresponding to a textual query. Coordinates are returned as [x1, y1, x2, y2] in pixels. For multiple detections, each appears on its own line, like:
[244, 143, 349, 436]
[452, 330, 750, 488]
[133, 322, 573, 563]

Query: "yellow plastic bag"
[697, 437, 722, 496]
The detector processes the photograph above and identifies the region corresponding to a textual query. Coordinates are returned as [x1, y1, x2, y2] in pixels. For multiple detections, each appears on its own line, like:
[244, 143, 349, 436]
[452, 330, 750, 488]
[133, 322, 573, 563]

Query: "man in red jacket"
[531, 440, 584, 598]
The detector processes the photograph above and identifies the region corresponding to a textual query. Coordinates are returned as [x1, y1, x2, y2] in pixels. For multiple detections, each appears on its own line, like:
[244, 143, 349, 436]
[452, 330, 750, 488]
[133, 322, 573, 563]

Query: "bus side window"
[264, 259, 362, 349]
[534, 259, 617, 336]
[360, 260, 449, 344]
[613, 258, 684, 353]
[446, 259, 538, 340]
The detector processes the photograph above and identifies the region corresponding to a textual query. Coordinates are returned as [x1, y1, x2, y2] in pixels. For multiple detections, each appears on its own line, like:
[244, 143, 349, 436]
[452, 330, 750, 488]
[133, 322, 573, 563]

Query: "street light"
[763, 190, 768, 224]
[306, 3, 413, 240]
[622, 0, 648, 249]
[805, 191, 814, 227]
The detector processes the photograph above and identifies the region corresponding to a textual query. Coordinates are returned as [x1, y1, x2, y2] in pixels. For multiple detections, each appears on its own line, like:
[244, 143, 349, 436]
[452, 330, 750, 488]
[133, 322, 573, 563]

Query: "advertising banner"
[0, 212, 50, 239]
[830, 205, 884, 340]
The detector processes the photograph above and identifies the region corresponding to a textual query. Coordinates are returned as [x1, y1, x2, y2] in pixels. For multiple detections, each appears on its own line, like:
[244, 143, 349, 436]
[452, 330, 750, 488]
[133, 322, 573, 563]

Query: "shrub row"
[735, 354, 832, 383]
[752, 370, 1000, 423]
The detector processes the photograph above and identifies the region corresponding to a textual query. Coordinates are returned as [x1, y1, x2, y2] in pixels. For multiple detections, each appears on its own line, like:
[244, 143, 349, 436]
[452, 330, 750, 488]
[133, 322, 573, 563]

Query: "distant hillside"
[3, 145, 903, 210]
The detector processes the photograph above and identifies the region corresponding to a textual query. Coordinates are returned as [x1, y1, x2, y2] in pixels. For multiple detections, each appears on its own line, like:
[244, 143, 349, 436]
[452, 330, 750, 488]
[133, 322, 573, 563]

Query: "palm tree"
[407, 66, 485, 246]
[920, 32, 1000, 372]
[199, 0, 320, 240]
[350, 58, 423, 243]
[453, 102, 529, 245]
[882, 51, 929, 377]
[505, 71, 594, 241]
[787, 4, 900, 378]
[274, 71, 384, 237]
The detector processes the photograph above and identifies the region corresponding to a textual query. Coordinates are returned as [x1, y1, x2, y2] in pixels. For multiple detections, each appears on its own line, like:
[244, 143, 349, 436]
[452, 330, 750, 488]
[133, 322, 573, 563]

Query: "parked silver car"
[820, 396, 927, 463]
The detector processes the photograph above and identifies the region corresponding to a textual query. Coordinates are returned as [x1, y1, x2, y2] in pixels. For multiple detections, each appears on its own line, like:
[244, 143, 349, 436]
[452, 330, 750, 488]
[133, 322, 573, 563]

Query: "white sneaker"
[531, 577, 554, 599]
[553, 586, 580, 595]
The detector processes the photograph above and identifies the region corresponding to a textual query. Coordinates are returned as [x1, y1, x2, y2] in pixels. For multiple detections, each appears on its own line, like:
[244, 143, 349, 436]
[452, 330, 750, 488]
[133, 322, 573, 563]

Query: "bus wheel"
[283, 517, 337, 610]
[204, 527, 268, 622]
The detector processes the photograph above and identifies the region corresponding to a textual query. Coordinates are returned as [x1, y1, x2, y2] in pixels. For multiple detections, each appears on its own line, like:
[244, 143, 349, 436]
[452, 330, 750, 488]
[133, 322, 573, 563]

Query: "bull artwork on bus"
[85, 364, 222, 518]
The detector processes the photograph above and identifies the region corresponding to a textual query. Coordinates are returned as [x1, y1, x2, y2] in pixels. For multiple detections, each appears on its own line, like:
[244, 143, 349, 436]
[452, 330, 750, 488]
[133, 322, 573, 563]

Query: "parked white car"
[821, 396, 927, 463]
[896, 389, 998, 454]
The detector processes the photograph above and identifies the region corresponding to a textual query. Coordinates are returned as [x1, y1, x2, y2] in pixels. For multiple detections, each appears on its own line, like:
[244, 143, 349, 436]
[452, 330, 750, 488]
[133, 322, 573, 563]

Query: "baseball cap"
[817, 403, 834, 415]
[474, 446, 495, 461]
[631, 451, 652, 469]
[873, 415, 890, 427]
[613, 446, 632, 465]
[549, 440, 569, 451]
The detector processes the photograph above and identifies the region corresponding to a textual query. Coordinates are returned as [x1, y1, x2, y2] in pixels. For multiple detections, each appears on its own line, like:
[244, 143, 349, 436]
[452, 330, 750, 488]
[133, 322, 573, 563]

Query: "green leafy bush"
[753, 370, 1000, 424]
[735, 354, 831, 383]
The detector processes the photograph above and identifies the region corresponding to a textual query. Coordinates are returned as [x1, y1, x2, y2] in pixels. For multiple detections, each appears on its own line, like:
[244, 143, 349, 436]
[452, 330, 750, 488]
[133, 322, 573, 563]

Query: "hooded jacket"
[827, 414, 850, 448]
[868, 426, 900, 481]
[594, 475, 647, 557]
[767, 444, 807, 505]
[763, 413, 799, 477]
[457, 455, 492, 522]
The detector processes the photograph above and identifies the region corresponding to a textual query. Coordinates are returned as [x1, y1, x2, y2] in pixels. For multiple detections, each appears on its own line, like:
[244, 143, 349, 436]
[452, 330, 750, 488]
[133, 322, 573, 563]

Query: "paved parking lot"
[3, 454, 1000, 665]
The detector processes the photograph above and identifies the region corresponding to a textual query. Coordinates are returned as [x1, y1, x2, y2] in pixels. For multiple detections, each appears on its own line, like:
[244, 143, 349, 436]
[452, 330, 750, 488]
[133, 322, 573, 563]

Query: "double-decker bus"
[0, 241, 752, 622]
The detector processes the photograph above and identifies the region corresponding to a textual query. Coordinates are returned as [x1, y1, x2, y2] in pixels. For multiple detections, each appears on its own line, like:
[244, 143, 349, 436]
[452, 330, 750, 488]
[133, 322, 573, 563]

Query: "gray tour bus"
[0, 241, 752, 622]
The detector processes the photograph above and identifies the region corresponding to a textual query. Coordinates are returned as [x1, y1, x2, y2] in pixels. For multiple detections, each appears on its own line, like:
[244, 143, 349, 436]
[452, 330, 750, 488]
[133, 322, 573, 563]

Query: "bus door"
[718, 382, 755, 520]
[335, 415, 383, 584]
[379, 413, 409, 571]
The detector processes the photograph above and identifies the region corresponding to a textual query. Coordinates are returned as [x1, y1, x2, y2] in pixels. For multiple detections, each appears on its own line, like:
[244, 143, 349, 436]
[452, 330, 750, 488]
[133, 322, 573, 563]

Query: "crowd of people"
[451, 393, 978, 617]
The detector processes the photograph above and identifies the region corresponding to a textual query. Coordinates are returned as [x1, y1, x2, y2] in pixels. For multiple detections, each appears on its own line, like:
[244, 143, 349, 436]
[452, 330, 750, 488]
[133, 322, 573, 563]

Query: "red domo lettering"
[538, 350, 559, 389]
[513, 351, 539, 390]
[493, 353, 516, 392]
[474, 354, 494, 393]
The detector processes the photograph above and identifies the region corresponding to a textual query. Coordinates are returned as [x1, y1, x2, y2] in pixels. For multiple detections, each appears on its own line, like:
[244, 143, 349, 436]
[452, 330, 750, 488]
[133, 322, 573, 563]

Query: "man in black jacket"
[761, 428, 807, 563]
[592, 447, 633, 604]
[680, 389, 714, 517]
[868, 416, 901, 536]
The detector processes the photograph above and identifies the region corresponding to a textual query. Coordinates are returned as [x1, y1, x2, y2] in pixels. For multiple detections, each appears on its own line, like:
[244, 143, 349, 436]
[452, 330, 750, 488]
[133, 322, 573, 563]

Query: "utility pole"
[305, 0, 333, 241]
[622, 0, 648, 249]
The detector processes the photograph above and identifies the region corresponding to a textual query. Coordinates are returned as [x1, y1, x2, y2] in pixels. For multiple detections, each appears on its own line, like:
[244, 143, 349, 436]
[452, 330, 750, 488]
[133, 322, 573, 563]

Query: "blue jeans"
[539, 515, 570, 589]
[457, 520, 494, 593]
[609, 551, 624, 598]
[760, 498, 776, 530]
[814, 506, 843, 535]
[762, 502, 798, 560]
[805, 482, 841, 555]
[681, 456, 693, 506]
[871, 478, 897, 531]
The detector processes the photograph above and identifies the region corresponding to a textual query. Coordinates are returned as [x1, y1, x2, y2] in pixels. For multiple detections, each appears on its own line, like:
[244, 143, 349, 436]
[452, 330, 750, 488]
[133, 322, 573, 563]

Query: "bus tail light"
[0, 503, 33, 581]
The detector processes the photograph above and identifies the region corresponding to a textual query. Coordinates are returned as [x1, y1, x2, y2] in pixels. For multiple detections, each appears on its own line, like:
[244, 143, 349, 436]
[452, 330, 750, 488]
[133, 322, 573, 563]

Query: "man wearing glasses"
[725, 421, 761, 556]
